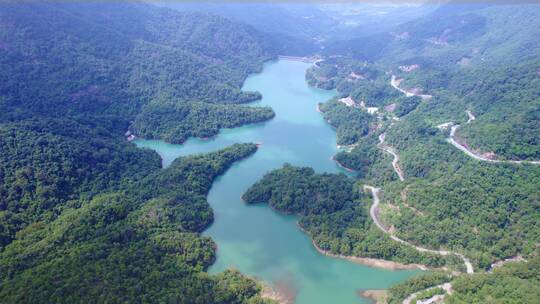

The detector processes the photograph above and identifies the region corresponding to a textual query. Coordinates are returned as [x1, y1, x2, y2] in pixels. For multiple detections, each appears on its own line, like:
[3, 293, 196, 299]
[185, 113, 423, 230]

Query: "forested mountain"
[445, 258, 540, 303]
[304, 3, 540, 265]
[160, 2, 439, 56]
[387, 258, 540, 303]
[381, 99, 540, 268]
[2, 1, 539, 303]
[318, 98, 375, 146]
[309, 55, 539, 161]
[0, 1, 278, 302]
[0, 1, 276, 142]
[161, 2, 329, 40]
[326, 3, 540, 67]
[0, 118, 160, 248]
[243, 165, 455, 269]
[0, 141, 270, 303]
[242, 2, 540, 303]
[158, 2, 327, 55]
[401, 58, 540, 160]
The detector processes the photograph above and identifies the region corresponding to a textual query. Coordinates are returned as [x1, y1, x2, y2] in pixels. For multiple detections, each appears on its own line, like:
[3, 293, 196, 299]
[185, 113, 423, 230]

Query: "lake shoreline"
[331, 155, 359, 173]
[242, 195, 428, 271]
[360, 289, 388, 304]
[297, 224, 429, 271]
[261, 284, 293, 304]
[139, 59, 421, 304]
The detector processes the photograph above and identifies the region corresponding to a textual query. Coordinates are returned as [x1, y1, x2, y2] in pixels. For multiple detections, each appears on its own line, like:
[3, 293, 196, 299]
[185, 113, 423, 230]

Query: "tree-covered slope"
[447, 61, 540, 160]
[315, 57, 539, 162]
[382, 105, 540, 269]
[309, 55, 540, 269]
[318, 98, 375, 146]
[383, 60, 540, 162]
[0, 142, 273, 303]
[387, 258, 540, 304]
[0, 2, 279, 302]
[0, 1, 276, 142]
[326, 4, 540, 67]
[159, 2, 332, 55]
[305, 65, 540, 272]
[446, 258, 540, 303]
[242, 165, 453, 268]
[246, 2, 540, 295]
[133, 100, 274, 144]
[0, 118, 161, 249]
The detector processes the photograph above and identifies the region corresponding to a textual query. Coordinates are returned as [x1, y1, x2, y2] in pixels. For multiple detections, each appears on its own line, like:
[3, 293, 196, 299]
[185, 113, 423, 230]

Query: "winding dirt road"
[384, 79, 535, 302]
[402, 282, 453, 304]
[377, 133, 405, 181]
[364, 185, 474, 274]
[447, 111, 540, 165]
[390, 75, 433, 100]
[319, 68, 532, 304]
[466, 110, 475, 123]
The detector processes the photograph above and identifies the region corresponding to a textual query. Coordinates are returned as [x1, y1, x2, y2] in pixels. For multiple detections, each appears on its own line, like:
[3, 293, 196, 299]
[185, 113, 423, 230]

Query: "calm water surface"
[135, 60, 420, 303]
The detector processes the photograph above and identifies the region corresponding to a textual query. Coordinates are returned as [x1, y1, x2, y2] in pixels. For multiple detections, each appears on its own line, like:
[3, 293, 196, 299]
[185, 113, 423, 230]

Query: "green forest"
[318, 99, 374, 146]
[302, 6, 540, 270]
[308, 67, 540, 272]
[387, 258, 540, 304]
[249, 4, 540, 303]
[395, 58, 540, 161]
[243, 165, 453, 268]
[0, 1, 277, 143]
[333, 135, 398, 181]
[0, 1, 278, 303]
[447, 258, 540, 303]
[133, 100, 274, 144]
[1, 1, 539, 303]
[386, 271, 452, 304]
[377, 93, 540, 269]
[0, 138, 273, 303]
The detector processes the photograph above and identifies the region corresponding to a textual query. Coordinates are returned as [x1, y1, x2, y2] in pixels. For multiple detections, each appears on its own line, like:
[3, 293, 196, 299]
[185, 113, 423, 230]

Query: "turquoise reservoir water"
[135, 59, 420, 303]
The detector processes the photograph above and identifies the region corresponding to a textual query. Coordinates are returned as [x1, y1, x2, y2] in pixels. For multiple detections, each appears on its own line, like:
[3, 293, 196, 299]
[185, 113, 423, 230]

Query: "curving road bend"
[378, 133, 405, 181]
[402, 282, 453, 304]
[465, 110, 475, 123]
[390, 75, 433, 100]
[447, 111, 540, 165]
[364, 185, 474, 274]
[384, 79, 536, 301]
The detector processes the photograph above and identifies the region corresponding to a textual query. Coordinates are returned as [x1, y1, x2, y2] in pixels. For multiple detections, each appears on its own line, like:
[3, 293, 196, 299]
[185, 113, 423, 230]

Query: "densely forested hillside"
[306, 14, 540, 268]
[446, 258, 540, 303]
[326, 3, 540, 66]
[387, 258, 540, 304]
[0, 1, 278, 302]
[159, 2, 438, 56]
[243, 165, 454, 268]
[318, 99, 374, 146]
[159, 2, 327, 55]
[333, 135, 397, 181]
[310, 56, 539, 162]
[393, 57, 540, 161]
[381, 103, 540, 269]
[0, 142, 273, 303]
[243, 3, 539, 302]
[386, 271, 453, 304]
[0, 1, 276, 142]
[0, 118, 161, 249]
[133, 100, 274, 144]
[441, 61, 539, 160]
[2, 1, 539, 302]
[307, 57, 423, 111]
